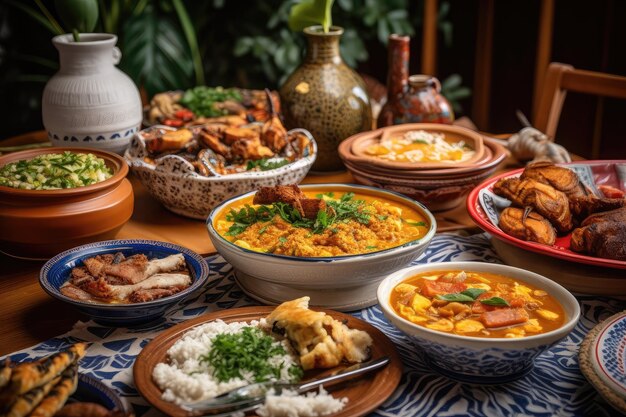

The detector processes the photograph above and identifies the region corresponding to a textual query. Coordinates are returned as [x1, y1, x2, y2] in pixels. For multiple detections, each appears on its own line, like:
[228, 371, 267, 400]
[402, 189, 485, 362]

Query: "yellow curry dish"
[365, 130, 475, 164]
[213, 184, 430, 257]
[391, 270, 565, 339]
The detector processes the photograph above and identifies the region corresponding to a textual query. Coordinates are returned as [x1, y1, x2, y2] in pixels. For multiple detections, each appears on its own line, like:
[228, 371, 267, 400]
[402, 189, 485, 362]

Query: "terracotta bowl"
[0, 147, 134, 260]
[339, 137, 506, 212]
[342, 138, 506, 180]
[347, 124, 485, 170]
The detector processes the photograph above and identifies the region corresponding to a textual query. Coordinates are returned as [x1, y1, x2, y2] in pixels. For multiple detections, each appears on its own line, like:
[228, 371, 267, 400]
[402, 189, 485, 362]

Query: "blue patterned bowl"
[40, 239, 209, 326]
[207, 184, 436, 311]
[377, 262, 580, 384]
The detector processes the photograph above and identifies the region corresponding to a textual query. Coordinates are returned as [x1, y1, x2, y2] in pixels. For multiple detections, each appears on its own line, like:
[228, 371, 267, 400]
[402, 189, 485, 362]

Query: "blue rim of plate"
[206, 183, 437, 263]
[593, 311, 626, 397]
[75, 373, 129, 412]
[39, 239, 210, 309]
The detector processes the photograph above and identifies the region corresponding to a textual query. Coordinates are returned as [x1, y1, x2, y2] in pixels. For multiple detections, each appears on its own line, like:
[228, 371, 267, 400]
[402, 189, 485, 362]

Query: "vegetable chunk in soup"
[390, 270, 565, 338]
[214, 185, 429, 257]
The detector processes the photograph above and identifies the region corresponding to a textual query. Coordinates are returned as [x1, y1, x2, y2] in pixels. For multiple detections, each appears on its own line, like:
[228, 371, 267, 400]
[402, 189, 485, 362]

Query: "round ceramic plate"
[134, 306, 403, 417]
[467, 161, 626, 269]
[73, 373, 129, 412]
[579, 310, 626, 414]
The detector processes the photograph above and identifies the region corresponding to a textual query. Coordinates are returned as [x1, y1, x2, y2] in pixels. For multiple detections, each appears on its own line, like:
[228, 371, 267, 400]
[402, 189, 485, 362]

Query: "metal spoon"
[181, 356, 390, 415]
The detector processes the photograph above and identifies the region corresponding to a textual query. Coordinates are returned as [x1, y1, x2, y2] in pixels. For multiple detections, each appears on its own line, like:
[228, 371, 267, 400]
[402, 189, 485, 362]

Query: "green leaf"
[480, 297, 510, 307]
[233, 38, 253, 56]
[171, 0, 205, 86]
[288, 0, 334, 32]
[437, 293, 474, 303]
[119, 6, 194, 97]
[55, 0, 99, 34]
[442, 73, 462, 90]
[461, 288, 486, 300]
[6, 0, 63, 35]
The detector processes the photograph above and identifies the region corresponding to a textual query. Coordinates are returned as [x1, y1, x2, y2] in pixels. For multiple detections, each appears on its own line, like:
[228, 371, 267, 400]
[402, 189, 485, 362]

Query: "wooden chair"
[532, 62, 626, 156]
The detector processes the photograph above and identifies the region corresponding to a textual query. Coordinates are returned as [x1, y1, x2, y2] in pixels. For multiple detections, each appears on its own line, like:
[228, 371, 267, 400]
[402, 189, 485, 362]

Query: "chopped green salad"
[0, 152, 112, 190]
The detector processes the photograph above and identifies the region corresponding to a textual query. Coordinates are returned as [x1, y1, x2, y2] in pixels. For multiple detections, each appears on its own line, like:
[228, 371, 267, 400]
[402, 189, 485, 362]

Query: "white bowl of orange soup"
[377, 262, 580, 383]
[207, 184, 436, 311]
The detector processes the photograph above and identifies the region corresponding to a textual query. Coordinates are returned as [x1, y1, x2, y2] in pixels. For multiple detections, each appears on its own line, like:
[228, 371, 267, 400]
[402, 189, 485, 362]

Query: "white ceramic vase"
[42, 33, 142, 154]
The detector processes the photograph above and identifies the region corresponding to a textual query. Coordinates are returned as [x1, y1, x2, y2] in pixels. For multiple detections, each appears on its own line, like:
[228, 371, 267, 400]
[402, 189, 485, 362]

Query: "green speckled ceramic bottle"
[279, 26, 372, 172]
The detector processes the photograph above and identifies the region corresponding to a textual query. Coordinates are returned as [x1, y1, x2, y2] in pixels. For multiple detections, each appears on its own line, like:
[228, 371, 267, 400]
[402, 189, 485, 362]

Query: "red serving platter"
[467, 160, 626, 270]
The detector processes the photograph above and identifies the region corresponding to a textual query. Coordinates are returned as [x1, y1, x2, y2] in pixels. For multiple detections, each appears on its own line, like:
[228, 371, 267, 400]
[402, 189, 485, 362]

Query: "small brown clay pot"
[279, 26, 372, 172]
[0, 147, 134, 259]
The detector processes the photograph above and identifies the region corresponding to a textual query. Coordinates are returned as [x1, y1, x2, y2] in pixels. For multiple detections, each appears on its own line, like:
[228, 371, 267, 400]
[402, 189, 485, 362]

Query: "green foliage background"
[0, 0, 470, 138]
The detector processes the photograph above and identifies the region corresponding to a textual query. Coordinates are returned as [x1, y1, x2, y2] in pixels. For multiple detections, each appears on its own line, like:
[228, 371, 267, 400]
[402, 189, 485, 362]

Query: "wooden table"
[0, 131, 513, 357]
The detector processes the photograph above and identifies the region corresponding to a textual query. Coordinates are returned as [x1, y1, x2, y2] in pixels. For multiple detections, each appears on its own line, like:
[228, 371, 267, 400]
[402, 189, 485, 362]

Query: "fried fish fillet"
[266, 297, 372, 370]
[28, 363, 78, 417]
[499, 207, 556, 245]
[3, 375, 61, 417]
[0, 343, 86, 404]
[520, 161, 586, 198]
[493, 177, 573, 233]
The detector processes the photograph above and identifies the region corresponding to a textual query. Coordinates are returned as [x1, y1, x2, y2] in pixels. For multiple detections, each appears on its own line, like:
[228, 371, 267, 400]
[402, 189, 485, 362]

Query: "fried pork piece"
[198, 129, 231, 157]
[571, 222, 626, 260]
[493, 177, 573, 233]
[569, 195, 625, 221]
[520, 161, 586, 198]
[499, 207, 556, 245]
[81, 273, 191, 301]
[266, 297, 372, 370]
[581, 206, 626, 226]
[253, 184, 325, 219]
[231, 138, 274, 160]
[300, 198, 327, 220]
[81, 253, 186, 285]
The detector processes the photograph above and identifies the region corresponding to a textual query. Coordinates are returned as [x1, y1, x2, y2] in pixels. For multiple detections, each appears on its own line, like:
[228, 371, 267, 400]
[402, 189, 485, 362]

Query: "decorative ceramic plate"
[134, 306, 403, 417]
[579, 310, 626, 414]
[467, 160, 626, 269]
[71, 373, 129, 412]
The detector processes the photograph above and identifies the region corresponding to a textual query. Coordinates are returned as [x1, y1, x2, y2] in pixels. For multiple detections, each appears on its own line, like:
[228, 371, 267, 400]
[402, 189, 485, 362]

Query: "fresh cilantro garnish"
[224, 192, 371, 236]
[199, 327, 301, 383]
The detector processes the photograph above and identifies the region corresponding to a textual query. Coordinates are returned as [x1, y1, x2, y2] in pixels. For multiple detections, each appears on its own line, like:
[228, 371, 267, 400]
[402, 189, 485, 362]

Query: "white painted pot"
[42, 33, 142, 154]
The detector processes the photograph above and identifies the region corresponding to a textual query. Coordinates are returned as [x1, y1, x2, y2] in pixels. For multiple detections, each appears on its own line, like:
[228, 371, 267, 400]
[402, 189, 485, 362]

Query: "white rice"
[152, 319, 348, 416]
[152, 319, 299, 404]
[257, 387, 348, 417]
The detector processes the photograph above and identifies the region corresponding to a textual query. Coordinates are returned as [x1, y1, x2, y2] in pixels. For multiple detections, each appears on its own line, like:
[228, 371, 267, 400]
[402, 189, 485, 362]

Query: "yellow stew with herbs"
[391, 270, 565, 338]
[214, 191, 429, 257]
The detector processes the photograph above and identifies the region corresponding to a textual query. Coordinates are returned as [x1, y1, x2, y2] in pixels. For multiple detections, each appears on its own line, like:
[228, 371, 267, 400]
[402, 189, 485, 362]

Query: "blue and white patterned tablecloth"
[4, 233, 626, 417]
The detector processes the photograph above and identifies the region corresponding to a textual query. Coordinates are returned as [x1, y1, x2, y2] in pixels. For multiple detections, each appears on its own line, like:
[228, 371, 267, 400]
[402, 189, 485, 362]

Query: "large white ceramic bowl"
[207, 184, 437, 311]
[377, 262, 580, 383]
[125, 126, 317, 219]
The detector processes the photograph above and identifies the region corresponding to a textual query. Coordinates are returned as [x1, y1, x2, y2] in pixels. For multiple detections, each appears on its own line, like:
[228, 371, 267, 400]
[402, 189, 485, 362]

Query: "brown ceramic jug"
[396, 75, 454, 124]
[378, 34, 454, 126]
[377, 34, 410, 127]
[279, 26, 372, 172]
